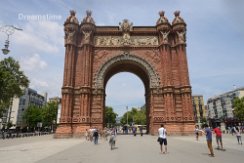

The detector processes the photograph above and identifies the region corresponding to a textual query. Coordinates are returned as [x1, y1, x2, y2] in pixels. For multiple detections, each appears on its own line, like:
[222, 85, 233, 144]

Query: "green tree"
[105, 106, 118, 127]
[120, 107, 146, 125]
[134, 110, 146, 125]
[120, 112, 127, 125]
[23, 105, 42, 129]
[7, 121, 13, 129]
[41, 101, 58, 128]
[233, 97, 244, 123]
[0, 57, 29, 117]
[120, 110, 133, 125]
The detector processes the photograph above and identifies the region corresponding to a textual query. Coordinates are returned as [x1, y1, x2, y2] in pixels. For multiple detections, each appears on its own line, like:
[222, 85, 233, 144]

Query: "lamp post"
[0, 25, 22, 55]
[126, 106, 128, 125]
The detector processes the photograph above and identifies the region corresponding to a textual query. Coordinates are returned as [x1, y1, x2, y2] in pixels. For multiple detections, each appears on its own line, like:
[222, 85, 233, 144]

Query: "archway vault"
[55, 10, 195, 138]
[95, 53, 160, 90]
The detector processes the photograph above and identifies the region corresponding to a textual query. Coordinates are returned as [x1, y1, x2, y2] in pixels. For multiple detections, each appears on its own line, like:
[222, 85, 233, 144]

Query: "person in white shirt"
[234, 126, 242, 145]
[158, 124, 167, 154]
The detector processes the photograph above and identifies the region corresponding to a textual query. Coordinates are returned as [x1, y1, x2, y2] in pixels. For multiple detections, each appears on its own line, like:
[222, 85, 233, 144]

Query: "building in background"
[207, 87, 244, 128]
[192, 95, 206, 126]
[2, 88, 47, 129]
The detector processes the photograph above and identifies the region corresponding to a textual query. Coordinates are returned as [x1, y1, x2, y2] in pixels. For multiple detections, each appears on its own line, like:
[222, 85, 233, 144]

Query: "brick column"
[55, 11, 79, 138]
[172, 11, 195, 133]
[74, 22, 96, 135]
[156, 17, 175, 123]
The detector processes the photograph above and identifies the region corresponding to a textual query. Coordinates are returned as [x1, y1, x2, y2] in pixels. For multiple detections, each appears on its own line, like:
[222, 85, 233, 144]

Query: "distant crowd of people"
[194, 124, 242, 157]
[81, 123, 242, 158]
[84, 125, 145, 145]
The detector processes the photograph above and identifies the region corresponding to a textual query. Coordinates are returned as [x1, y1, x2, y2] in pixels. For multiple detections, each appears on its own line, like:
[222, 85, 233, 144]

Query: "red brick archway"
[55, 10, 195, 138]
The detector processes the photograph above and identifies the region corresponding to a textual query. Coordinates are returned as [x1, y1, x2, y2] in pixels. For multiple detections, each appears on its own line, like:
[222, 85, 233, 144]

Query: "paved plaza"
[0, 134, 243, 163]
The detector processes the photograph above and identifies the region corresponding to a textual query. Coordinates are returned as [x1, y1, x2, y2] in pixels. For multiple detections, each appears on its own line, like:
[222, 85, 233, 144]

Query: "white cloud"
[20, 53, 47, 71]
[13, 20, 63, 54]
[30, 78, 49, 88]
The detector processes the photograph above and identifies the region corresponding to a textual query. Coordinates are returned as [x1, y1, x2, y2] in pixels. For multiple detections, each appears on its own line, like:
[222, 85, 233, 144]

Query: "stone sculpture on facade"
[64, 10, 78, 45]
[172, 11, 185, 24]
[119, 19, 133, 32]
[160, 31, 170, 43]
[82, 10, 95, 24]
[82, 30, 92, 43]
[156, 11, 169, 25]
[177, 31, 186, 43]
[172, 11, 186, 44]
[119, 19, 133, 46]
[65, 10, 79, 24]
[65, 29, 76, 44]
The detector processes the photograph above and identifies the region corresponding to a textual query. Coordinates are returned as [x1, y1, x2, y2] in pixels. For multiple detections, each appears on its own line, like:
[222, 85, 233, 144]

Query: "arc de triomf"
[55, 10, 195, 138]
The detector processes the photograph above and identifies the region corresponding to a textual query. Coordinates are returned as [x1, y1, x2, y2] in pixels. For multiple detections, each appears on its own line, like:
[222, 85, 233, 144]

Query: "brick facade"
[55, 10, 195, 138]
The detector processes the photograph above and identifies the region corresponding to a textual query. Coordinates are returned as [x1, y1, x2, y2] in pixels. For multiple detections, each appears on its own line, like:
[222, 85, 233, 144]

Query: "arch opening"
[101, 56, 152, 133]
[105, 72, 146, 130]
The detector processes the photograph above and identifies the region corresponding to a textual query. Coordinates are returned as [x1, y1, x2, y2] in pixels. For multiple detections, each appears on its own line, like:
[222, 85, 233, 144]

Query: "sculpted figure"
[177, 31, 185, 43]
[122, 33, 131, 45]
[151, 37, 158, 45]
[111, 37, 119, 46]
[82, 30, 92, 43]
[119, 19, 133, 32]
[160, 31, 170, 43]
[65, 27, 76, 44]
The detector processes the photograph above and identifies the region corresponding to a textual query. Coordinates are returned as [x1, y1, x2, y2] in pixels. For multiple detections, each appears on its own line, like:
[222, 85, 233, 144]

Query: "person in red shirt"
[213, 126, 224, 150]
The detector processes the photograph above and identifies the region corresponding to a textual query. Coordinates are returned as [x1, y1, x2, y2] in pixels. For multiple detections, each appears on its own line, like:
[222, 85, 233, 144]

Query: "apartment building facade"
[4, 88, 47, 129]
[192, 95, 207, 125]
[207, 87, 244, 127]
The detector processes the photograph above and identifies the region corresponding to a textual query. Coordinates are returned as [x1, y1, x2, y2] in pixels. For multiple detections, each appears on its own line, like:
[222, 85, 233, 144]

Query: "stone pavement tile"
[1, 134, 243, 163]
[37, 135, 244, 163]
[0, 137, 83, 163]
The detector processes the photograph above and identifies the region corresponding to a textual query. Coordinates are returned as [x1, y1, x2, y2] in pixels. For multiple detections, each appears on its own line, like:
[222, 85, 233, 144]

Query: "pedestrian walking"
[234, 126, 242, 145]
[213, 126, 224, 150]
[85, 129, 89, 141]
[109, 127, 117, 150]
[1, 129, 5, 140]
[202, 124, 214, 157]
[158, 124, 167, 154]
[93, 128, 99, 145]
[139, 126, 143, 136]
[132, 126, 137, 136]
[195, 125, 199, 141]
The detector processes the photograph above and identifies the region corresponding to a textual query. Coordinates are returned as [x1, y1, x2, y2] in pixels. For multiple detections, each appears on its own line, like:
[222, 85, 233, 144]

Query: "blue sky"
[0, 0, 244, 116]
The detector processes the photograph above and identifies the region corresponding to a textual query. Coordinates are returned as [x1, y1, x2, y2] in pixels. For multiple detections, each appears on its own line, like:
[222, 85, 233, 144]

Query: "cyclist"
[109, 127, 117, 150]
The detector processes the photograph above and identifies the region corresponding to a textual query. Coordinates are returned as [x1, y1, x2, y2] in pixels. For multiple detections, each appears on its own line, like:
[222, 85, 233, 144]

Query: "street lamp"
[0, 25, 22, 55]
[126, 106, 128, 125]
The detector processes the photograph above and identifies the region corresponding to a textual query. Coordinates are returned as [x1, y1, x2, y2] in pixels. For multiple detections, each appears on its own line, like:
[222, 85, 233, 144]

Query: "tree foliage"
[23, 105, 42, 128]
[23, 102, 58, 129]
[120, 107, 146, 125]
[233, 97, 244, 121]
[0, 57, 29, 117]
[41, 102, 58, 127]
[105, 106, 118, 126]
